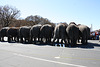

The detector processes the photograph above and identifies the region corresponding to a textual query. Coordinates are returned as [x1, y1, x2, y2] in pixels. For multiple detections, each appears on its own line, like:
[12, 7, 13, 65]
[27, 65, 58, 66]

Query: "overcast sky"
[0, 0, 100, 31]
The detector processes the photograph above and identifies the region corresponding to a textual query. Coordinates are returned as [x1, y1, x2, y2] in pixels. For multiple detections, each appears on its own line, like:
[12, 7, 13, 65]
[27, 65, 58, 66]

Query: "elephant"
[78, 25, 90, 44]
[7, 27, 19, 42]
[30, 24, 42, 43]
[66, 24, 79, 46]
[19, 26, 31, 43]
[69, 22, 77, 25]
[40, 24, 54, 44]
[53, 23, 68, 46]
[0, 27, 9, 41]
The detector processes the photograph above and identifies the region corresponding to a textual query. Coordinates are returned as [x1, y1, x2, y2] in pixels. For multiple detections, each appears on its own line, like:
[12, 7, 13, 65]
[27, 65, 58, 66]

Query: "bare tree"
[0, 5, 20, 27]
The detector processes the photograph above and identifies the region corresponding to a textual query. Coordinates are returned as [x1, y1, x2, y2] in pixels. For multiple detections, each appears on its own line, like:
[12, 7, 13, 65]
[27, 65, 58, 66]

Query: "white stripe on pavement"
[14, 53, 86, 67]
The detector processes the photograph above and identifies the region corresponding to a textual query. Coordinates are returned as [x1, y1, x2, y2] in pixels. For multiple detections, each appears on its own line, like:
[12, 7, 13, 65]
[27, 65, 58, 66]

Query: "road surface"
[0, 40, 100, 67]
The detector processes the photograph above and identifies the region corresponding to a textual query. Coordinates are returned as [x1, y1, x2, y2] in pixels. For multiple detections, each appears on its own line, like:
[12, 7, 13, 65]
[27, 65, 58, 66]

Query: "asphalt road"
[0, 40, 100, 67]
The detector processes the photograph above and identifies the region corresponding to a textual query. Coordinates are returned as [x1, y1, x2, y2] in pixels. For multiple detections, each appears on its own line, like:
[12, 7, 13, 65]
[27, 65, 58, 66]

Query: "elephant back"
[7, 27, 19, 37]
[67, 24, 79, 39]
[30, 24, 42, 37]
[40, 24, 54, 38]
[54, 23, 68, 39]
[78, 25, 87, 37]
[0, 27, 10, 37]
[19, 26, 31, 38]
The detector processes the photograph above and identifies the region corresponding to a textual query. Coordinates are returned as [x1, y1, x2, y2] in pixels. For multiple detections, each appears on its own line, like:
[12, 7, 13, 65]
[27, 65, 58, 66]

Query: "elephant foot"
[65, 44, 69, 47]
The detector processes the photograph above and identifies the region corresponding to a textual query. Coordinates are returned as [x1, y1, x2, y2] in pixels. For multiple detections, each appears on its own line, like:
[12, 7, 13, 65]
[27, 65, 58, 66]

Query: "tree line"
[0, 5, 55, 29]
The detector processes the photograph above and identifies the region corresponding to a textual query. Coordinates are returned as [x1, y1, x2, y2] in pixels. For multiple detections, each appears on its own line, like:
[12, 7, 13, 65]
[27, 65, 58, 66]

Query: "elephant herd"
[0, 22, 90, 47]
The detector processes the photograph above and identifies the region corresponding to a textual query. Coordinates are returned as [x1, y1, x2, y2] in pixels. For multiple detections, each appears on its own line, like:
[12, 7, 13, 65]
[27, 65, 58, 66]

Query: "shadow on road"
[76, 41, 100, 49]
[76, 43, 94, 49]
[19, 41, 100, 49]
[1, 40, 100, 49]
[53, 42, 100, 49]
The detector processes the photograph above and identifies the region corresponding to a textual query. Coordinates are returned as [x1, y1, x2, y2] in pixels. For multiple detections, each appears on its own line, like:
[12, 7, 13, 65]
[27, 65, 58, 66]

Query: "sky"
[0, 0, 100, 31]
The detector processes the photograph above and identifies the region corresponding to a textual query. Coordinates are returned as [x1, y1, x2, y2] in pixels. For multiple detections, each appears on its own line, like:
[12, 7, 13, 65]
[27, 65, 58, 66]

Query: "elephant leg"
[0, 36, 1, 41]
[77, 37, 80, 43]
[64, 39, 68, 47]
[57, 38, 60, 46]
[8, 37, 11, 42]
[85, 36, 88, 44]
[53, 38, 56, 43]
[86, 39, 87, 44]
[30, 36, 33, 43]
[2, 37, 4, 41]
[34, 37, 36, 44]
[74, 39, 77, 46]
[37, 37, 39, 42]
[40, 38, 43, 44]
[8, 36, 11, 42]
[20, 37, 23, 43]
[61, 39, 63, 44]
[39, 37, 41, 42]
[60, 39, 63, 47]
[48, 38, 51, 43]
[28, 38, 30, 43]
[57, 38, 59, 43]
[67, 38, 70, 45]
[13, 37, 15, 42]
[46, 38, 49, 44]
[1, 37, 2, 41]
[81, 37, 85, 45]
[71, 39, 74, 47]
[52, 37, 56, 46]
[24, 38, 27, 43]
[17, 36, 19, 42]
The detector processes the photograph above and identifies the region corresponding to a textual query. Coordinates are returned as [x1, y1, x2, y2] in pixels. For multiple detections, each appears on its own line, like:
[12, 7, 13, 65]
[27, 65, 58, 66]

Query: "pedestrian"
[99, 31, 100, 42]
[99, 36, 100, 42]
[92, 32, 95, 40]
[95, 31, 99, 40]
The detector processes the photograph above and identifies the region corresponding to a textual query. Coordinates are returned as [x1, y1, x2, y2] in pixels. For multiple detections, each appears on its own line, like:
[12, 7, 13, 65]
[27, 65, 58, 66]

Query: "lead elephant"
[66, 24, 79, 46]
[19, 26, 31, 43]
[7, 27, 19, 42]
[0, 27, 9, 41]
[53, 23, 68, 46]
[30, 24, 42, 43]
[78, 25, 90, 44]
[40, 24, 54, 44]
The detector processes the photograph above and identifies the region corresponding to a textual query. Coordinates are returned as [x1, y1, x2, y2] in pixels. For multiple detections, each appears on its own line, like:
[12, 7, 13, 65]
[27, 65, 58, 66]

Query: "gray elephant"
[69, 22, 77, 25]
[40, 24, 54, 44]
[19, 26, 31, 43]
[78, 25, 90, 44]
[66, 24, 79, 46]
[53, 23, 68, 46]
[0, 27, 9, 41]
[7, 27, 19, 42]
[30, 24, 42, 43]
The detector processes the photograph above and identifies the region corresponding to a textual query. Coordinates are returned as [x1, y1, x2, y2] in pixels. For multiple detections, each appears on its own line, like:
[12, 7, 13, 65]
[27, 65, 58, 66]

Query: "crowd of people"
[90, 30, 100, 40]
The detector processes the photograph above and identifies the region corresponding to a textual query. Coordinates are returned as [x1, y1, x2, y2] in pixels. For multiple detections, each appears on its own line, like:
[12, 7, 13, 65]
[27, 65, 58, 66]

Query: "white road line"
[14, 53, 86, 67]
